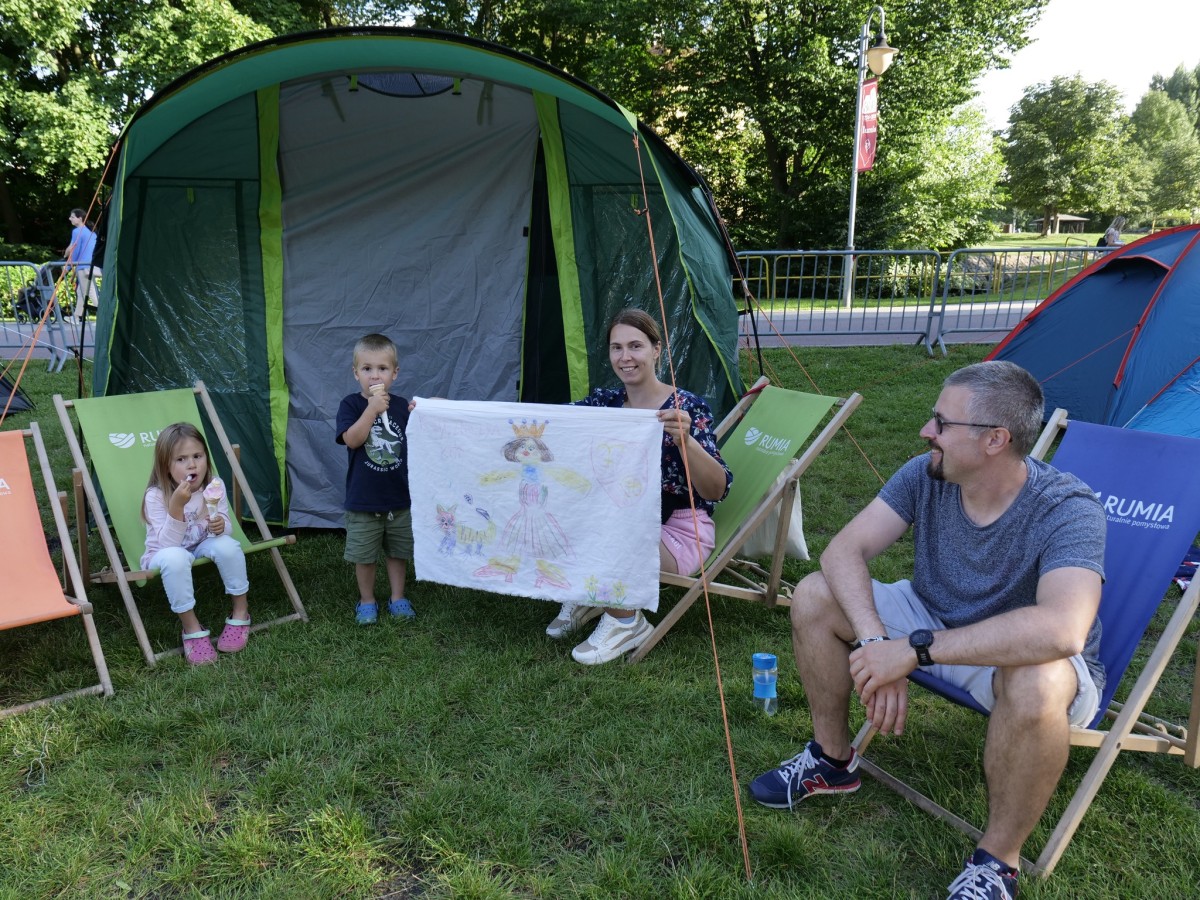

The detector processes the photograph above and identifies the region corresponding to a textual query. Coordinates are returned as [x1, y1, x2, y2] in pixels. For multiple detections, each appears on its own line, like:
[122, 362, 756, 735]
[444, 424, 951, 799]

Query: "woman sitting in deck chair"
[544, 308, 733, 665]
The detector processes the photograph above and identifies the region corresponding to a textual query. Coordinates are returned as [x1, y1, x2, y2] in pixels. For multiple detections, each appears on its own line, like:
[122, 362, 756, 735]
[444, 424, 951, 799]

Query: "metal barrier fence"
[0, 261, 93, 371]
[738, 250, 943, 351]
[4, 246, 1114, 366]
[927, 247, 1110, 350]
[737, 245, 1113, 353]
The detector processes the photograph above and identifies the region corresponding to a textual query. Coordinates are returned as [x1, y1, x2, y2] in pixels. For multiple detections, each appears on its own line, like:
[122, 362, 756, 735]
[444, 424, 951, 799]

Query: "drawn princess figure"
[474, 419, 589, 589]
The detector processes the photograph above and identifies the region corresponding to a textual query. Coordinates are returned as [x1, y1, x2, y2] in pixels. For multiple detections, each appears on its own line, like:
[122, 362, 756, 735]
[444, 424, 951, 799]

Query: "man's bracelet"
[852, 635, 889, 650]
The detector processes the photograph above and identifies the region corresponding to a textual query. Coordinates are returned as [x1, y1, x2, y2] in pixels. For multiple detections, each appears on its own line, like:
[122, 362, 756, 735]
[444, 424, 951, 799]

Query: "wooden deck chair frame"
[54, 381, 307, 667]
[851, 409, 1200, 877]
[629, 376, 862, 663]
[1, 424, 113, 717]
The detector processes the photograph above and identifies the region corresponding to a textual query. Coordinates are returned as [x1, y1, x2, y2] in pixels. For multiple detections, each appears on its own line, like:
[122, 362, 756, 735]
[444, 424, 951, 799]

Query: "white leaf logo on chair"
[744, 427, 762, 446]
[108, 433, 136, 449]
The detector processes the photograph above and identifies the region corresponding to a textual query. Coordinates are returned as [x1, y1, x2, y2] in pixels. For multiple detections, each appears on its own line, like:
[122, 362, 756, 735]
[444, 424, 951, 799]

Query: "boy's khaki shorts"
[344, 508, 413, 563]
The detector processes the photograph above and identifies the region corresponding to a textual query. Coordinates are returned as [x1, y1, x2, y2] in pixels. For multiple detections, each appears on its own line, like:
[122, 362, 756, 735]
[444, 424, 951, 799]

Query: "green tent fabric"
[710, 387, 836, 562]
[93, 27, 746, 528]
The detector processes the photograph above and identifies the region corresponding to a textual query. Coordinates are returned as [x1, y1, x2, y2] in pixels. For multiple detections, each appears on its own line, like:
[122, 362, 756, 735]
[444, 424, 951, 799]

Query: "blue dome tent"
[988, 225, 1200, 438]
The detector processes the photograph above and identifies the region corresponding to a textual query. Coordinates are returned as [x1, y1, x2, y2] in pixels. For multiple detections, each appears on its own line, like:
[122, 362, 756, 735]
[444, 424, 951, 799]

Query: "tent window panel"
[120, 178, 255, 391]
[554, 106, 694, 385]
[558, 102, 738, 410]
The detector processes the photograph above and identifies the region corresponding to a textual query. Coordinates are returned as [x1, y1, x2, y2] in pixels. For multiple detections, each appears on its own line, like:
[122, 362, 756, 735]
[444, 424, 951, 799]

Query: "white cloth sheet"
[408, 398, 663, 610]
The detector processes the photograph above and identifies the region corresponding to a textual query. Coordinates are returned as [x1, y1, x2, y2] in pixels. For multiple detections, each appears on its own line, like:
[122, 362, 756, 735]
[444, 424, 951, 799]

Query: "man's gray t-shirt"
[878, 454, 1107, 694]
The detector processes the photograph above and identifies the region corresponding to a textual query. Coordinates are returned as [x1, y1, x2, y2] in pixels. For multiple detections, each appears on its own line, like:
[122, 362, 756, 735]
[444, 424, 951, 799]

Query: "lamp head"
[866, 33, 897, 75]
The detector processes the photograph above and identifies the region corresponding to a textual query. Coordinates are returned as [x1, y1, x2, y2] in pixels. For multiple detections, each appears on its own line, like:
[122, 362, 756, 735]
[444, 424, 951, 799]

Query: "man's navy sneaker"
[946, 848, 1019, 900]
[748, 740, 861, 809]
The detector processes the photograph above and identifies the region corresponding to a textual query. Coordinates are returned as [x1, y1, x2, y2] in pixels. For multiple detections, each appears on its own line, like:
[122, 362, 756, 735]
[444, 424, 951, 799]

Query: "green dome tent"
[93, 27, 746, 527]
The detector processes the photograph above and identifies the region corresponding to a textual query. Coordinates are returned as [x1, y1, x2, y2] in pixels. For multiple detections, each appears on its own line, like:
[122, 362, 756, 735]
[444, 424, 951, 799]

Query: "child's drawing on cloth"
[474, 419, 590, 590]
[584, 575, 629, 609]
[591, 438, 650, 508]
[435, 495, 496, 556]
[418, 414, 472, 466]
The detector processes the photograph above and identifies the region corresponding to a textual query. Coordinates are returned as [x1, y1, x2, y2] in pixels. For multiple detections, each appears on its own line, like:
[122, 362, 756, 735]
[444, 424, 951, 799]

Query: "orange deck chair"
[1, 424, 112, 716]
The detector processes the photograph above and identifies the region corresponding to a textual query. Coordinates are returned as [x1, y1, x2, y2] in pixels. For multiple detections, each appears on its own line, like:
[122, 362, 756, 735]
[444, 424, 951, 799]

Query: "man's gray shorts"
[872, 580, 1100, 728]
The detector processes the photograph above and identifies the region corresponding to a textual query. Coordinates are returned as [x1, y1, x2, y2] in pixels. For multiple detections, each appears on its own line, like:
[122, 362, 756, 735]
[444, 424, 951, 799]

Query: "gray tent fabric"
[280, 77, 538, 527]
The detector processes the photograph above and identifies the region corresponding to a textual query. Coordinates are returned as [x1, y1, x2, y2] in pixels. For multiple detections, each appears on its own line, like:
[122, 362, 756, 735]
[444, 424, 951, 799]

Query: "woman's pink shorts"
[661, 508, 716, 575]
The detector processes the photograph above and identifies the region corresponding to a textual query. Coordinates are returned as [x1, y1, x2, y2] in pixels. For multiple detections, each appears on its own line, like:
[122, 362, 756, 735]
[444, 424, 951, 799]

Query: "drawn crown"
[510, 418, 547, 439]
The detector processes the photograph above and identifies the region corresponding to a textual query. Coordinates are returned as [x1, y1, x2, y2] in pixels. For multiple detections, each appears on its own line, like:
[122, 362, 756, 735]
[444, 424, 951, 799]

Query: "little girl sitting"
[141, 422, 251, 665]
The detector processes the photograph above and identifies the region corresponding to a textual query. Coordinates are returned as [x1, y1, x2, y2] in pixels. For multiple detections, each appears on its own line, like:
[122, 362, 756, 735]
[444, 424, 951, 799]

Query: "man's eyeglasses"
[931, 410, 1001, 434]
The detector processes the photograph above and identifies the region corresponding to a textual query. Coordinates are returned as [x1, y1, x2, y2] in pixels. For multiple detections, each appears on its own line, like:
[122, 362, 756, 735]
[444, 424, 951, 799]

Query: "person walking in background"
[64, 208, 101, 322]
[1100, 216, 1126, 248]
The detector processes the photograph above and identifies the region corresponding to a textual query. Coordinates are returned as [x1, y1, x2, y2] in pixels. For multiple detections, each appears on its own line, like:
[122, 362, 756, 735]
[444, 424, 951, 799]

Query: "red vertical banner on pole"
[857, 77, 879, 172]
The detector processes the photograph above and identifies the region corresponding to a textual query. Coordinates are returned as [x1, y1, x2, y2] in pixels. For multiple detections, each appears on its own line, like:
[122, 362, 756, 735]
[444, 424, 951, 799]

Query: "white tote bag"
[739, 474, 810, 560]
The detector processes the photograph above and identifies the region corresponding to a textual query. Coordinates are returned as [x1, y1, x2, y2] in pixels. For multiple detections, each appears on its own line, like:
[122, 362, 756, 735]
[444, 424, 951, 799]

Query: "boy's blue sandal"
[388, 598, 415, 619]
[355, 602, 378, 625]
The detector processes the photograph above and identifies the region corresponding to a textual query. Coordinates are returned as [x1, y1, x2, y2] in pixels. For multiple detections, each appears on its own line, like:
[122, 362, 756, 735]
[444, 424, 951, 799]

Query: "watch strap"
[853, 635, 889, 650]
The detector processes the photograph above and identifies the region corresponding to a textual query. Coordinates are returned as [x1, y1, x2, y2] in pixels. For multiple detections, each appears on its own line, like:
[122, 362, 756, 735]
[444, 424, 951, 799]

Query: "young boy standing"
[336, 333, 416, 624]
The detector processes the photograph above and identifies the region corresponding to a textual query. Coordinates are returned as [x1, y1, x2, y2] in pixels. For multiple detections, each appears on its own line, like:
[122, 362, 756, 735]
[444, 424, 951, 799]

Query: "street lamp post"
[843, 5, 897, 307]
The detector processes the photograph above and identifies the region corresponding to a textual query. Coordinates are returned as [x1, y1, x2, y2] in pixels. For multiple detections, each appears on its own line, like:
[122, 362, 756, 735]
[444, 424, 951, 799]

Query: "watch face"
[910, 629, 932, 648]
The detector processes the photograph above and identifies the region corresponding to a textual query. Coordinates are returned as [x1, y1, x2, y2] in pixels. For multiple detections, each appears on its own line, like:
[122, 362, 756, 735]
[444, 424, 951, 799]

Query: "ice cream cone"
[202, 477, 225, 520]
[369, 384, 386, 397]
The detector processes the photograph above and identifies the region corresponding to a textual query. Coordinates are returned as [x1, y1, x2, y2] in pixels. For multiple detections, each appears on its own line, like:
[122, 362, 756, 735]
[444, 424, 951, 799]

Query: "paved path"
[741, 298, 1035, 350]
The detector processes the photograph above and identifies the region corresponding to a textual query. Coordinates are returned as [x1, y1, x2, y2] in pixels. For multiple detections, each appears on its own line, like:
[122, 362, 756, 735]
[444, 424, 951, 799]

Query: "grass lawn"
[3, 345, 1199, 898]
[983, 231, 1133, 250]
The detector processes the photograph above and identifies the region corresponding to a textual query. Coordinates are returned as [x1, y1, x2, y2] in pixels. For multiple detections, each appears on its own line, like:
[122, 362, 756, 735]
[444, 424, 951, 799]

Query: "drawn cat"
[435, 501, 496, 556]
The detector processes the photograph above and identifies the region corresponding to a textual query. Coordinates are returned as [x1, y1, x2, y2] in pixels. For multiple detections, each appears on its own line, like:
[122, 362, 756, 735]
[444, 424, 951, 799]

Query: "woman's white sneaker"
[571, 612, 652, 664]
[545, 602, 602, 639]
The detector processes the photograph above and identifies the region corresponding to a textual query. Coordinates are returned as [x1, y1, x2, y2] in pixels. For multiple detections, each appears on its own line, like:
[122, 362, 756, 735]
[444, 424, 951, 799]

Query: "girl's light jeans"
[149, 535, 249, 614]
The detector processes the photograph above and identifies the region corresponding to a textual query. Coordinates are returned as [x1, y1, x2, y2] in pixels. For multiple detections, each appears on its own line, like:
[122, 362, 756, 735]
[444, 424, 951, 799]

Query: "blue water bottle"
[752, 652, 778, 715]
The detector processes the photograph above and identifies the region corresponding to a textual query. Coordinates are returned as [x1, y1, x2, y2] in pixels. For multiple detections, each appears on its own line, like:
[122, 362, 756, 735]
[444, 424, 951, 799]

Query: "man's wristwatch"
[909, 629, 935, 667]
[852, 635, 889, 650]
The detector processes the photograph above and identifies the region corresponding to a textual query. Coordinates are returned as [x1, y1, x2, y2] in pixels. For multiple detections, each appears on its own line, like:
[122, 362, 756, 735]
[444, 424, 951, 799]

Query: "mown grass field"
[2, 344, 1198, 899]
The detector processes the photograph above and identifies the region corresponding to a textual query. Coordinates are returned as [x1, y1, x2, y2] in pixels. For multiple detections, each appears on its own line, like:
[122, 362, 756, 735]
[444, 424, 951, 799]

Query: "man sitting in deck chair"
[749, 361, 1105, 900]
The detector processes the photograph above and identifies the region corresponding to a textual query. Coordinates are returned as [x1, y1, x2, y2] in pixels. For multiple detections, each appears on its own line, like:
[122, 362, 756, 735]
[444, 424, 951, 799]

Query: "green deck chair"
[630, 377, 862, 663]
[55, 382, 307, 666]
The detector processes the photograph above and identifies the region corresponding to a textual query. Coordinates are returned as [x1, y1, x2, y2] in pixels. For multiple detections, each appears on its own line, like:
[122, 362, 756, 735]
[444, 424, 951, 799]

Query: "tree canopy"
[1002, 76, 1134, 235]
[2, 0, 1048, 252]
[1130, 90, 1200, 223]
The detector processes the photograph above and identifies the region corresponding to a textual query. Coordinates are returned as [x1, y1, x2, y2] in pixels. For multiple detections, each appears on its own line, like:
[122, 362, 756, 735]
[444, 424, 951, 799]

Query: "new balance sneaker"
[946, 849, 1018, 900]
[570, 612, 652, 664]
[545, 602, 603, 639]
[747, 740, 861, 809]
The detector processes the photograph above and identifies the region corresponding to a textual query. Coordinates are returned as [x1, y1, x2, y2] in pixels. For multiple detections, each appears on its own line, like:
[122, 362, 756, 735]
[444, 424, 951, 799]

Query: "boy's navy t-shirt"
[335, 392, 411, 512]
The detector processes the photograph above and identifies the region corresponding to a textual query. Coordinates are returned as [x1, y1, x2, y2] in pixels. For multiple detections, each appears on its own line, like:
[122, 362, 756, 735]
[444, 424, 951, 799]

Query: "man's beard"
[926, 446, 944, 481]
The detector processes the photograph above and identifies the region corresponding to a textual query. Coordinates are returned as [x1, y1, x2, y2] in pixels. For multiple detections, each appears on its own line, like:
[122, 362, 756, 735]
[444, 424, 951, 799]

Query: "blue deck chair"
[852, 414, 1200, 877]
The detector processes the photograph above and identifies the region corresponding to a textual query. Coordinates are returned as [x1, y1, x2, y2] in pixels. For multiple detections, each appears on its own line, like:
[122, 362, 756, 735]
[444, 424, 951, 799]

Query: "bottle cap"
[752, 652, 777, 669]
